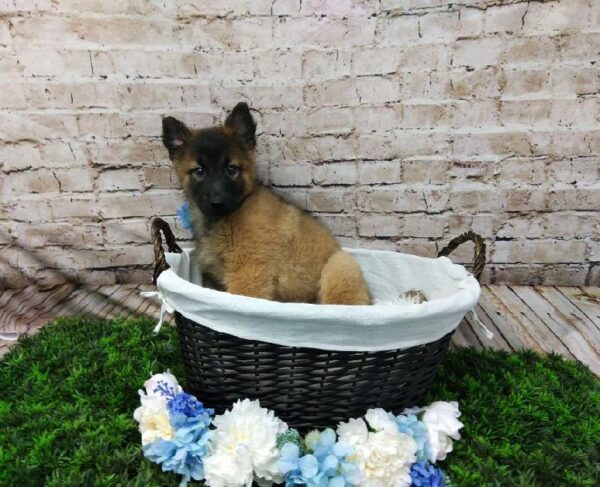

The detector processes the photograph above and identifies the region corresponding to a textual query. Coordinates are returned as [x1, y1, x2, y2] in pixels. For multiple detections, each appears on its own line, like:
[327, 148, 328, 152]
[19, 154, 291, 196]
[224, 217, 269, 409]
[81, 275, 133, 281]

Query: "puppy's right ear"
[162, 117, 191, 158]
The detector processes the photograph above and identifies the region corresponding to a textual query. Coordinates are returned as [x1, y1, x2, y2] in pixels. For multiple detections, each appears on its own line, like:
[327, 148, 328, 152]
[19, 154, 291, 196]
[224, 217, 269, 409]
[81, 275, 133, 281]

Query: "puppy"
[162, 102, 371, 305]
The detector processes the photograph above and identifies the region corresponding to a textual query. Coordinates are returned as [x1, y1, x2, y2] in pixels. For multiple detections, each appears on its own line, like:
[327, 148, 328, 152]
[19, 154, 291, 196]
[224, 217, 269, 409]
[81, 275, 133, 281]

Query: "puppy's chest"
[194, 234, 225, 281]
[193, 223, 239, 282]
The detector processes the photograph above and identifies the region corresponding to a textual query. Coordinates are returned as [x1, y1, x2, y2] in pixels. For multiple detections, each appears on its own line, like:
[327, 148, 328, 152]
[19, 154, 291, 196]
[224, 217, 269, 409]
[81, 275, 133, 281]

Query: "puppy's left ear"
[162, 116, 191, 158]
[225, 102, 257, 149]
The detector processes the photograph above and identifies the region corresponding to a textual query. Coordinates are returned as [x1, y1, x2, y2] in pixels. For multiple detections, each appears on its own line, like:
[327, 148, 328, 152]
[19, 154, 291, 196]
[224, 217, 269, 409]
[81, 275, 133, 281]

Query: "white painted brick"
[271, 0, 300, 16]
[0, 82, 26, 108]
[358, 214, 400, 237]
[375, 15, 420, 46]
[502, 68, 552, 97]
[450, 67, 502, 99]
[304, 79, 360, 106]
[104, 219, 151, 245]
[302, 50, 352, 80]
[397, 44, 451, 72]
[306, 188, 354, 212]
[505, 35, 558, 65]
[98, 169, 140, 192]
[453, 37, 504, 67]
[175, 0, 272, 16]
[54, 167, 95, 193]
[419, 11, 459, 42]
[523, 0, 591, 33]
[352, 47, 399, 76]
[484, 3, 528, 34]
[355, 76, 401, 104]
[493, 240, 588, 264]
[358, 161, 402, 185]
[458, 7, 484, 38]
[97, 191, 181, 219]
[306, 107, 355, 135]
[2, 144, 43, 172]
[271, 164, 314, 186]
[402, 159, 449, 184]
[551, 67, 600, 96]
[274, 17, 375, 49]
[254, 51, 302, 80]
[300, 0, 353, 16]
[142, 166, 180, 190]
[312, 163, 357, 186]
[401, 102, 450, 129]
[357, 187, 427, 212]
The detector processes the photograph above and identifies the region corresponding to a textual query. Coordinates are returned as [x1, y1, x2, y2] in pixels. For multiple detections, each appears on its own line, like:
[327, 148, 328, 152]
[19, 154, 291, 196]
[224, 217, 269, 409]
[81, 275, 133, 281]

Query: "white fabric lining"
[152, 248, 481, 352]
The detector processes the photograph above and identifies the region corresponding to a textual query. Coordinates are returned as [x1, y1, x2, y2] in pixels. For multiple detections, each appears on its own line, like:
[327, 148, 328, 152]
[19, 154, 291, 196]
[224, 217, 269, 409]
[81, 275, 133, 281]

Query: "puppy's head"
[162, 102, 257, 219]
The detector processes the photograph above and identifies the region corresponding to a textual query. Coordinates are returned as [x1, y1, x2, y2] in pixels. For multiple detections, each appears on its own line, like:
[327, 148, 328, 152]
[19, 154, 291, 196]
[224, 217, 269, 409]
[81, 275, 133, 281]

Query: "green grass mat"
[0, 317, 598, 486]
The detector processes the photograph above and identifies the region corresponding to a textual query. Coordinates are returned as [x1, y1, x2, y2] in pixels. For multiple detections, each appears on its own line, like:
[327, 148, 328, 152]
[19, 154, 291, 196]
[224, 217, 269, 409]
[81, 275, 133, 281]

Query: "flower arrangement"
[134, 372, 463, 487]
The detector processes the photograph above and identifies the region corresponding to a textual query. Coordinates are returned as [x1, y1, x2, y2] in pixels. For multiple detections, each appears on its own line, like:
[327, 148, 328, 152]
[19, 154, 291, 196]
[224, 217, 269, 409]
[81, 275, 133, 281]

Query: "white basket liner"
[155, 248, 481, 352]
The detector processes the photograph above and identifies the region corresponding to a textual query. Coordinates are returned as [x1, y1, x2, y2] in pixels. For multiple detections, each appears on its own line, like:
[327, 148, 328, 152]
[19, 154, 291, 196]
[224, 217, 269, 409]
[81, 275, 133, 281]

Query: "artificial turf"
[0, 317, 598, 487]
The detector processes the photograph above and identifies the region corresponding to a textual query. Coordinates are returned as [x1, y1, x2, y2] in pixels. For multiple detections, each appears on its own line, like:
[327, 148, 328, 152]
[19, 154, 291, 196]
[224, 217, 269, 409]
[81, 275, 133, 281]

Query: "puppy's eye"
[192, 166, 205, 178]
[226, 163, 240, 177]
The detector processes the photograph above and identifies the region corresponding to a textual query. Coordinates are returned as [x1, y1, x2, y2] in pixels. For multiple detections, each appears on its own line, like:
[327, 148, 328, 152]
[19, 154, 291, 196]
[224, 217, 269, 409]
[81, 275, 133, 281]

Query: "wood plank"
[487, 285, 575, 357]
[77, 285, 121, 318]
[3, 285, 65, 332]
[4, 286, 60, 328]
[2, 285, 74, 339]
[104, 285, 141, 319]
[479, 286, 543, 352]
[451, 318, 481, 348]
[124, 285, 154, 318]
[535, 286, 600, 350]
[556, 287, 600, 331]
[0, 288, 21, 310]
[94, 285, 136, 319]
[25, 284, 78, 333]
[460, 314, 485, 349]
[0, 286, 39, 325]
[466, 302, 513, 351]
[510, 286, 600, 376]
[50, 286, 96, 318]
[494, 286, 575, 359]
[133, 293, 161, 319]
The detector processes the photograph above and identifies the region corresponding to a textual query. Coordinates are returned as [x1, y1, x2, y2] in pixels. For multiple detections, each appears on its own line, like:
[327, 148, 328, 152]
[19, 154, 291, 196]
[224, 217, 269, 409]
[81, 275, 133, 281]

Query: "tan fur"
[170, 127, 371, 305]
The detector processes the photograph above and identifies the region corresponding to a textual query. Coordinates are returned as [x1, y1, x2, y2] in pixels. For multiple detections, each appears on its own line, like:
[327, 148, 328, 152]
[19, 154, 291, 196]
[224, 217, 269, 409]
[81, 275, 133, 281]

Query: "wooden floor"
[1, 284, 599, 376]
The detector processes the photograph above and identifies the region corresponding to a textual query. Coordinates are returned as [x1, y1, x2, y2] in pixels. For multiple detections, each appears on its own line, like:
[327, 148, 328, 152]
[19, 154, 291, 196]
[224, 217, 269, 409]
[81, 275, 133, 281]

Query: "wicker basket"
[151, 218, 486, 430]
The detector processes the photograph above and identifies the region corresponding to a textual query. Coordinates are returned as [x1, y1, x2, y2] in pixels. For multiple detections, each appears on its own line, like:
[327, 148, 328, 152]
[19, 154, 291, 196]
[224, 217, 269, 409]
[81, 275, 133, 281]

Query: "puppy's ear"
[162, 116, 191, 158]
[225, 102, 257, 149]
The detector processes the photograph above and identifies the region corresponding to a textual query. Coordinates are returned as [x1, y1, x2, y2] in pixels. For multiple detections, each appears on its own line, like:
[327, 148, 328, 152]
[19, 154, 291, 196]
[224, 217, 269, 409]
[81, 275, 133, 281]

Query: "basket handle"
[151, 218, 183, 284]
[437, 231, 486, 282]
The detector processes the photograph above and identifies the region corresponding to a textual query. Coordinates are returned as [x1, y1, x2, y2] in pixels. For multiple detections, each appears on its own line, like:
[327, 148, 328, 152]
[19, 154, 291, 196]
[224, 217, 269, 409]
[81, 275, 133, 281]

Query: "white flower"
[421, 401, 464, 463]
[365, 408, 398, 433]
[337, 415, 417, 487]
[133, 392, 175, 446]
[204, 399, 288, 487]
[144, 371, 182, 397]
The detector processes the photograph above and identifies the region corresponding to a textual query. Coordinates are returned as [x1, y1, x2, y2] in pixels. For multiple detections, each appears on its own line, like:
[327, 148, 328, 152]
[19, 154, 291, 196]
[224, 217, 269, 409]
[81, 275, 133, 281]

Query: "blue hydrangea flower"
[167, 392, 214, 420]
[410, 461, 449, 487]
[152, 380, 177, 400]
[143, 408, 213, 487]
[177, 202, 193, 232]
[396, 414, 430, 461]
[278, 429, 360, 487]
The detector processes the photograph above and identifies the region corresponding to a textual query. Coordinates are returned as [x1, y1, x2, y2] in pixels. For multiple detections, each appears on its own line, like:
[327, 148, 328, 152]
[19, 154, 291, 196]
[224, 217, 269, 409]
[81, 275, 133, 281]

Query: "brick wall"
[1, 0, 599, 288]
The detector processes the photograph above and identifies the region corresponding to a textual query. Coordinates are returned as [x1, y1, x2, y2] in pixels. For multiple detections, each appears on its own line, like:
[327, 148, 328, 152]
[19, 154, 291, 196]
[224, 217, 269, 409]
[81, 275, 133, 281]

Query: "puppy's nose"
[210, 197, 225, 209]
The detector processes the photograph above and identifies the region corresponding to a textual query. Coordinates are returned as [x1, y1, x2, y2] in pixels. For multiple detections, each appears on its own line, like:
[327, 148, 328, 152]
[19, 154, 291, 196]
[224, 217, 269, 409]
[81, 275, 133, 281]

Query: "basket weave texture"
[151, 218, 485, 429]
